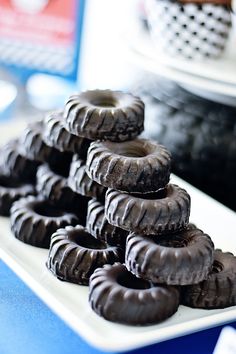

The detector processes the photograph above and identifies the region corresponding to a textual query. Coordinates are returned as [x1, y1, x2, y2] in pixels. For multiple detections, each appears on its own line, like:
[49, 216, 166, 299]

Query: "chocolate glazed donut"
[0, 139, 39, 182]
[36, 161, 87, 211]
[182, 250, 236, 308]
[43, 111, 91, 157]
[0, 174, 35, 216]
[125, 227, 214, 285]
[105, 184, 190, 235]
[47, 225, 123, 285]
[68, 156, 106, 199]
[64, 90, 144, 141]
[20, 121, 60, 163]
[86, 198, 128, 248]
[89, 263, 180, 325]
[10, 196, 79, 248]
[86, 139, 171, 193]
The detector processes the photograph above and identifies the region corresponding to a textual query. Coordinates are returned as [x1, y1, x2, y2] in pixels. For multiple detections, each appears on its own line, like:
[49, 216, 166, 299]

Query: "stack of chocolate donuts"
[0, 89, 235, 326]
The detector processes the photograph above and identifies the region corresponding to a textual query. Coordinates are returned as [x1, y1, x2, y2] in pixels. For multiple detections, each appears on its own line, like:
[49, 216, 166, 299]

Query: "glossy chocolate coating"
[89, 263, 180, 325]
[105, 184, 191, 235]
[182, 250, 236, 308]
[86, 139, 171, 193]
[10, 196, 79, 248]
[86, 198, 128, 248]
[68, 155, 106, 199]
[64, 90, 144, 141]
[43, 111, 91, 157]
[0, 139, 39, 182]
[36, 162, 86, 214]
[126, 227, 214, 285]
[47, 225, 124, 285]
[20, 121, 61, 163]
[0, 174, 35, 216]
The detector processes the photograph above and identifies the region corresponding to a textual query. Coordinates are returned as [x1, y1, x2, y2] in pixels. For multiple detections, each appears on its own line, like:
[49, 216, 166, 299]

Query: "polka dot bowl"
[145, 0, 232, 60]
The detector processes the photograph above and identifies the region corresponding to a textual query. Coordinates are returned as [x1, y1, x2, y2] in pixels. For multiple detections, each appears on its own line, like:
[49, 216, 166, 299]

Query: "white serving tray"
[0, 173, 236, 352]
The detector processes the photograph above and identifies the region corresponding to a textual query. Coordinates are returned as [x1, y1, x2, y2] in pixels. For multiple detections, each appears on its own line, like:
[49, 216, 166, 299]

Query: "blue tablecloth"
[0, 260, 235, 354]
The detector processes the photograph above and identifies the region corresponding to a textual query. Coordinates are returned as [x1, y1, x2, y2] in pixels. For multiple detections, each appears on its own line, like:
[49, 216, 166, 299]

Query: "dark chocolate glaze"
[64, 90, 144, 141]
[68, 155, 106, 199]
[125, 227, 214, 285]
[89, 263, 180, 325]
[105, 184, 191, 235]
[43, 111, 91, 157]
[182, 250, 236, 308]
[86, 138, 171, 193]
[20, 121, 60, 163]
[0, 139, 39, 182]
[47, 225, 124, 285]
[10, 196, 79, 248]
[0, 174, 35, 216]
[36, 163, 86, 214]
[86, 198, 128, 248]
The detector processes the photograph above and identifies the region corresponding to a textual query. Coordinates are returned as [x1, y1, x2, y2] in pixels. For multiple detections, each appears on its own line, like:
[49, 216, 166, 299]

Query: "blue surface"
[0, 260, 235, 354]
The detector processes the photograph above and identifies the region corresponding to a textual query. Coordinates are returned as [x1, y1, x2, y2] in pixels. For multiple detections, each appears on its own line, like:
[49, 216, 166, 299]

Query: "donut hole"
[131, 188, 167, 200]
[0, 176, 22, 188]
[155, 234, 188, 248]
[117, 270, 151, 290]
[211, 260, 223, 274]
[116, 145, 148, 158]
[91, 96, 117, 108]
[69, 229, 107, 250]
[51, 163, 70, 178]
[49, 152, 72, 178]
[33, 202, 65, 217]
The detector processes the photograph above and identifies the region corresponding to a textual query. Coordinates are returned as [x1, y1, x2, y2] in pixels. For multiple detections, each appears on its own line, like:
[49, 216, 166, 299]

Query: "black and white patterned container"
[145, 0, 232, 59]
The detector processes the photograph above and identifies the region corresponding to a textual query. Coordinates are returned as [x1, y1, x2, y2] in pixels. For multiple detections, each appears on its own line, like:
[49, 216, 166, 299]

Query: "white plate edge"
[126, 24, 236, 86]
[1, 247, 236, 352]
[127, 46, 236, 97]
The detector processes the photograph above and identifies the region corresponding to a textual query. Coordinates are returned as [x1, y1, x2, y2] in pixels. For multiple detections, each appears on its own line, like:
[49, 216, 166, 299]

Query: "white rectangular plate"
[0, 173, 236, 352]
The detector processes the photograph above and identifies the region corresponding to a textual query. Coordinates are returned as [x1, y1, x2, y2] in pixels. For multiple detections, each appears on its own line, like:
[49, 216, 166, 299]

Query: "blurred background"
[0, 0, 235, 211]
